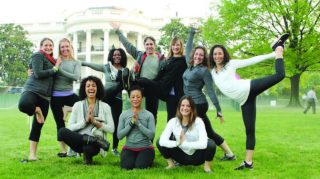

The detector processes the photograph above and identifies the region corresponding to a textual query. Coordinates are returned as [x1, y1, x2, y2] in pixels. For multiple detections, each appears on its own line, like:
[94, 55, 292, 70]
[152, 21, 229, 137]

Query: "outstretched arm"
[81, 61, 105, 72]
[185, 28, 196, 65]
[111, 22, 142, 60]
[232, 52, 276, 69]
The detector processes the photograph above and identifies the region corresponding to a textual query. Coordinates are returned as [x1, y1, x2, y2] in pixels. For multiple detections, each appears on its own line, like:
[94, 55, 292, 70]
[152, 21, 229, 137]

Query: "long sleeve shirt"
[67, 100, 114, 138]
[53, 59, 81, 92]
[159, 117, 208, 155]
[211, 52, 276, 105]
[183, 65, 221, 112]
[118, 109, 155, 148]
[115, 29, 160, 79]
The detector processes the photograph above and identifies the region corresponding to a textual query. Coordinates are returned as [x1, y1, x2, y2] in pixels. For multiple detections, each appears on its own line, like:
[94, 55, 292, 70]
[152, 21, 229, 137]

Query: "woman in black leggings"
[19, 37, 60, 162]
[209, 34, 288, 170]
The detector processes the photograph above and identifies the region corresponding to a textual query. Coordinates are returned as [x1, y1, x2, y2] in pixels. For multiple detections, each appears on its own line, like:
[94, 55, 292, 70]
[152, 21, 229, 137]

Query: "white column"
[85, 29, 92, 76]
[72, 32, 78, 59]
[54, 39, 59, 59]
[137, 32, 142, 50]
[103, 29, 110, 64]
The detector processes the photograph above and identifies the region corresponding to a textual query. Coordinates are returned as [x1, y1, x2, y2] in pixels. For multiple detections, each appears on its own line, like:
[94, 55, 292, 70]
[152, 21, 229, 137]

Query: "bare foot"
[166, 159, 175, 169]
[62, 106, 72, 121]
[35, 107, 44, 124]
[165, 165, 175, 170]
[204, 161, 212, 173]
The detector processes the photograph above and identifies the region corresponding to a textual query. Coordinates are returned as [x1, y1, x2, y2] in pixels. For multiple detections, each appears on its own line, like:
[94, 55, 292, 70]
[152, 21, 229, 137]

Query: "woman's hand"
[217, 112, 225, 124]
[55, 56, 62, 67]
[110, 22, 121, 30]
[92, 118, 102, 128]
[86, 105, 94, 123]
[133, 111, 138, 123]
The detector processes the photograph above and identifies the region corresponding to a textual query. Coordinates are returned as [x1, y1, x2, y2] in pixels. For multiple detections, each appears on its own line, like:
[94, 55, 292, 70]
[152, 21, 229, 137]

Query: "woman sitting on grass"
[117, 85, 155, 170]
[157, 95, 216, 173]
[58, 76, 114, 165]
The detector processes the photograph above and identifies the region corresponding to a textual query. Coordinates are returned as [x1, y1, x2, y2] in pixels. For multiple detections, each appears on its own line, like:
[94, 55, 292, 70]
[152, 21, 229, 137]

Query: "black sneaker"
[121, 68, 130, 90]
[57, 152, 67, 158]
[234, 161, 253, 170]
[271, 33, 290, 50]
[219, 154, 236, 161]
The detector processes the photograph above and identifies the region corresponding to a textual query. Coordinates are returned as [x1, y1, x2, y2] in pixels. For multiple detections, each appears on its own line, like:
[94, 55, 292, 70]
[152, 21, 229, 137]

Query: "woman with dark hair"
[58, 76, 114, 165]
[117, 85, 155, 170]
[183, 44, 236, 161]
[111, 22, 163, 123]
[82, 48, 127, 156]
[50, 38, 81, 157]
[134, 36, 188, 122]
[157, 96, 216, 173]
[19, 37, 60, 162]
[209, 34, 288, 170]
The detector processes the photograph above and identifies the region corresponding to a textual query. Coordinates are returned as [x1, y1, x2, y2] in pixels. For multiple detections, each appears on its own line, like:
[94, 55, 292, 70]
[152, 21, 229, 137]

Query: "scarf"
[106, 61, 119, 81]
[39, 50, 56, 65]
[83, 99, 99, 121]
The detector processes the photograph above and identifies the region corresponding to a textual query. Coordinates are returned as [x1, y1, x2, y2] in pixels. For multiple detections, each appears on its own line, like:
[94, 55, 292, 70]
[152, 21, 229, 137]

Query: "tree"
[158, 18, 204, 55]
[0, 24, 33, 86]
[203, 0, 320, 107]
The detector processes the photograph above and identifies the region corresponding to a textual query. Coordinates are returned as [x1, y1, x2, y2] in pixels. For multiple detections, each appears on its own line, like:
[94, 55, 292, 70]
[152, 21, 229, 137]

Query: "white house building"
[21, 6, 200, 80]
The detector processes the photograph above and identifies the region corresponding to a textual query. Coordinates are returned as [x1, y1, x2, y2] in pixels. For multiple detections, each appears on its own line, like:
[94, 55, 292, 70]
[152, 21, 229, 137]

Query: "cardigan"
[67, 100, 114, 138]
[23, 52, 56, 97]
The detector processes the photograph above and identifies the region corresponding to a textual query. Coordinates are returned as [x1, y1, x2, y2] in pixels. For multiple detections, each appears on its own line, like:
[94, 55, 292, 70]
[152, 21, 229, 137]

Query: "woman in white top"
[157, 95, 216, 173]
[209, 35, 287, 170]
[58, 76, 114, 165]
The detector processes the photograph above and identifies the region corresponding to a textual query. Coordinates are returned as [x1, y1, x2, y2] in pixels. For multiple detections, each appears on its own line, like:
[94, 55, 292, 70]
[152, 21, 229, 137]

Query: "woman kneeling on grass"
[117, 85, 155, 170]
[157, 95, 216, 173]
[58, 76, 114, 165]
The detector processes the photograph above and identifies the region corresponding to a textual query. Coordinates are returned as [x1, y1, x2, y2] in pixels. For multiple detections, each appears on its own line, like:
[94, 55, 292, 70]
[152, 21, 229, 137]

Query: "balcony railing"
[78, 45, 104, 53]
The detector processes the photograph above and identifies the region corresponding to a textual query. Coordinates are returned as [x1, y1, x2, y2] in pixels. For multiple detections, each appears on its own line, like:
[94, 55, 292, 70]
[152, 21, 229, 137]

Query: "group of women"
[18, 23, 288, 172]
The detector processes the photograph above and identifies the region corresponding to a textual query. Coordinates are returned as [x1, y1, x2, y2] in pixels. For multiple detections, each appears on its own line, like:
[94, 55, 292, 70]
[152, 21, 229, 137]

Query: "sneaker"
[234, 161, 254, 170]
[112, 149, 120, 157]
[67, 148, 79, 157]
[219, 154, 236, 161]
[57, 152, 67, 158]
[271, 33, 290, 50]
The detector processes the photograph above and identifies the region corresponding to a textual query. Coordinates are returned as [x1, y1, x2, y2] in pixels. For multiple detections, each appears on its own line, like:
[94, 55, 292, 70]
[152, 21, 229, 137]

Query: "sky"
[0, 0, 219, 24]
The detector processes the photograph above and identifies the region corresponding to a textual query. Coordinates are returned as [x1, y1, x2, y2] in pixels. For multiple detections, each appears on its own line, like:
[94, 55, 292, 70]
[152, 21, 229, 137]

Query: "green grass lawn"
[0, 105, 319, 179]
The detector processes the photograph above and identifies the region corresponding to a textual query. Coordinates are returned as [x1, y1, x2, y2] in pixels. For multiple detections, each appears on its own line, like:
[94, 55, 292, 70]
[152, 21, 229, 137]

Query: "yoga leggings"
[51, 94, 79, 141]
[18, 91, 49, 142]
[196, 103, 224, 145]
[157, 139, 216, 165]
[241, 58, 285, 150]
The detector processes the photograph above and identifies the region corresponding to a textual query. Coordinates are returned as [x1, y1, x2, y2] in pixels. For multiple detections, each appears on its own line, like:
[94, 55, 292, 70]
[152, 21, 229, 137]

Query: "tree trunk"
[288, 74, 302, 107]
